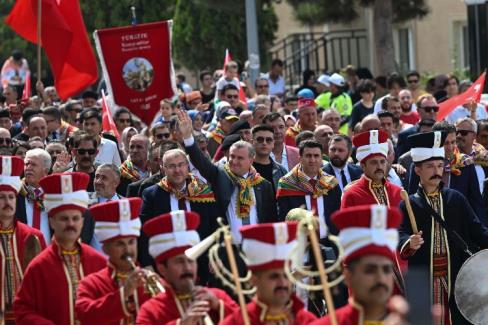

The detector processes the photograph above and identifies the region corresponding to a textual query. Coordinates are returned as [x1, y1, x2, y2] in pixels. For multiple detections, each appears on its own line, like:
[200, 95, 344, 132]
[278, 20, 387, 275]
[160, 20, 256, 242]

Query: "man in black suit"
[139, 148, 218, 284]
[276, 140, 342, 235]
[396, 94, 439, 160]
[323, 134, 362, 191]
[177, 108, 277, 243]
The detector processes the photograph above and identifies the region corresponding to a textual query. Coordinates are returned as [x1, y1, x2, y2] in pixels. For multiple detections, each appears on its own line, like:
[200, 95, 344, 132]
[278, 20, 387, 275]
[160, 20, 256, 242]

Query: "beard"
[331, 157, 347, 168]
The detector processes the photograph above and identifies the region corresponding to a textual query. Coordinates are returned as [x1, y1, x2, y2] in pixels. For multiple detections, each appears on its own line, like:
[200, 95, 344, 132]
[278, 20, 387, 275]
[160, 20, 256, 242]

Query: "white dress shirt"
[474, 165, 485, 194]
[388, 168, 403, 188]
[446, 104, 488, 124]
[227, 177, 258, 244]
[331, 164, 351, 191]
[95, 137, 121, 166]
[264, 73, 286, 96]
[97, 193, 121, 203]
[25, 197, 51, 245]
[169, 183, 192, 212]
[270, 146, 289, 171]
[301, 173, 327, 238]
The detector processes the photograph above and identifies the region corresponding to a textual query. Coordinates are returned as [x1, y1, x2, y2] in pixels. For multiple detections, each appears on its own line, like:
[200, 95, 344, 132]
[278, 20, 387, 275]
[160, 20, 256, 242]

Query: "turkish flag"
[436, 72, 486, 121]
[101, 90, 120, 142]
[6, 0, 98, 100]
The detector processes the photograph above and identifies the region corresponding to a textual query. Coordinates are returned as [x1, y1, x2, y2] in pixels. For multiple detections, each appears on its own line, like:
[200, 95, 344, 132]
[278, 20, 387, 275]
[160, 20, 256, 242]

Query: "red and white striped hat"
[353, 130, 389, 163]
[240, 222, 298, 271]
[143, 210, 200, 263]
[0, 156, 24, 194]
[332, 204, 401, 264]
[39, 172, 90, 217]
[90, 198, 142, 243]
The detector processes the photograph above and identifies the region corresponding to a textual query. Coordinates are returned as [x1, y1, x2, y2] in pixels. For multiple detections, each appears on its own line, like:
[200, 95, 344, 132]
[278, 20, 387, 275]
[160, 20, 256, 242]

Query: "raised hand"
[175, 108, 194, 140]
[52, 151, 71, 173]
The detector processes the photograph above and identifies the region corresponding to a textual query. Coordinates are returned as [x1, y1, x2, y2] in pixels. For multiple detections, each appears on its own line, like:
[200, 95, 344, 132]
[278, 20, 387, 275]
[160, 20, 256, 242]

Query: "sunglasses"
[156, 133, 171, 139]
[407, 79, 419, 84]
[456, 129, 474, 136]
[0, 138, 12, 145]
[255, 136, 274, 144]
[76, 148, 96, 155]
[421, 106, 439, 113]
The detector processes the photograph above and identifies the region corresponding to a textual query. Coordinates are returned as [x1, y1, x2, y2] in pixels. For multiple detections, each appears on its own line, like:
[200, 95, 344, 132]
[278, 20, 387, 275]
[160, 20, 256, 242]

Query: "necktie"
[32, 188, 42, 230]
[51, 131, 57, 140]
[340, 169, 348, 190]
[309, 179, 318, 216]
[178, 196, 187, 211]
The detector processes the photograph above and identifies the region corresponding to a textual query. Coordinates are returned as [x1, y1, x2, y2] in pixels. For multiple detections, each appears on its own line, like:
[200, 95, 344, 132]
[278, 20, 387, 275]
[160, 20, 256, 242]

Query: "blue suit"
[322, 162, 363, 190]
[396, 124, 420, 161]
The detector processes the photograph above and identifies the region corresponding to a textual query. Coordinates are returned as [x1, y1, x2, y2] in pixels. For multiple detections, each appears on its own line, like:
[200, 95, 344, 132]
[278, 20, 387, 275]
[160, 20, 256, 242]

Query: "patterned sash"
[158, 174, 215, 203]
[276, 164, 338, 198]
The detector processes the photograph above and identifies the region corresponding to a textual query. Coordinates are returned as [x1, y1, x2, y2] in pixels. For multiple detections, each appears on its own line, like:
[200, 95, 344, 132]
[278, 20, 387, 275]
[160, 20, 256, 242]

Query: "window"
[394, 27, 414, 73]
[453, 21, 469, 70]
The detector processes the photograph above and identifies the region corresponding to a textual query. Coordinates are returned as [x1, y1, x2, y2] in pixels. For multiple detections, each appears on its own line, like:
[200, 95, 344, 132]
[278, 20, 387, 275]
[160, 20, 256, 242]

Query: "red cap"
[40, 172, 90, 217]
[298, 98, 316, 111]
[332, 204, 401, 264]
[0, 156, 24, 193]
[352, 130, 389, 162]
[240, 222, 298, 271]
[143, 210, 201, 263]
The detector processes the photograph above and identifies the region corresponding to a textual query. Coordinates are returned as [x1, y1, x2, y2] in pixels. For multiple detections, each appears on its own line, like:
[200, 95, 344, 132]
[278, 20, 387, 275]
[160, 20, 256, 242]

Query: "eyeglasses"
[0, 138, 12, 145]
[156, 133, 171, 139]
[255, 136, 274, 144]
[407, 79, 419, 84]
[420, 106, 439, 113]
[164, 162, 188, 170]
[226, 95, 239, 99]
[76, 148, 96, 155]
[456, 129, 474, 136]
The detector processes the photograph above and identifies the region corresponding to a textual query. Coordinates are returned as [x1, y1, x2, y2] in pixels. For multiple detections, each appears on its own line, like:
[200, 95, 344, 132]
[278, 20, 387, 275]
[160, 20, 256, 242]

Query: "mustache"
[370, 283, 389, 293]
[375, 169, 384, 173]
[2, 206, 13, 211]
[274, 286, 289, 293]
[430, 175, 442, 180]
[180, 273, 194, 279]
[64, 226, 77, 233]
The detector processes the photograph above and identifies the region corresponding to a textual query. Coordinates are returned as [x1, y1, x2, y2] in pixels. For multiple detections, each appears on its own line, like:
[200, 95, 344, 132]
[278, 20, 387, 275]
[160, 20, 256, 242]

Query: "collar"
[362, 175, 385, 187]
[299, 166, 318, 181]
[331, 164, 347, 174]
[252, 294, 305, 323]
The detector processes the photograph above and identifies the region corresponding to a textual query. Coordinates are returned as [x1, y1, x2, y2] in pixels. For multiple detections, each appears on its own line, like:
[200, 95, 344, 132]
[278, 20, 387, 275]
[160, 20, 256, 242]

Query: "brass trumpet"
[124, 255, 165, 297]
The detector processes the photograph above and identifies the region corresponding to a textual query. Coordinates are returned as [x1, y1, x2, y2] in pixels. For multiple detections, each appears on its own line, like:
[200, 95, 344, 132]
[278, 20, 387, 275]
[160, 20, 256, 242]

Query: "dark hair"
[254, 77, 269, 88]
[80, 109, 102, 124]
[387, 74, 406, 89]
[65, 99, 82, 111]
[251, 124, 274, 136]
[12, 141, 30, 155]
[176, 74, 186, 82]
[114, 107, 132, 121]
[271, 58, 284, 67]
[443, 74, 459, 88]
[329, 134, 352, 151]
[262, 112, 285, 124]
[22, 108, 42, 125]
[418, 118, 436, 128]
[82, 90, 98, 100]
[298, 139, 323, 156]
[221, 84, 239, 95]
[356, 79, 376, 94]
[477, 119, 488, 135]
[377, 110, 395, 120]
[73, 133, 98, 149]
[284, 94, 298, 103]
[159, 140, 181, 158]
[42, 106, 62, 122]
[374, 76, 387, 89]
[406, 71, 420, 79]
[199, 70, 212, 81]
[0, 108, 11, 118]
[381, 96, 399, 111]
[432, 121, 455, 134]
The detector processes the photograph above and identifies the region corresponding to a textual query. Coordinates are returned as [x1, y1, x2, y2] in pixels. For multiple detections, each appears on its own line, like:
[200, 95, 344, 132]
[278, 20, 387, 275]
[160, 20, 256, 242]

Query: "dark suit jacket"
[322, 163, 363, 190]
[185, 139, 277, 223]
[15, 194, 94, 244]
[408, 162, 488, 225]
[126, 173, 163, 197]
[277, 185, 342, 234]
[395, 124, 420, 161]
[138, 184, 219, 284]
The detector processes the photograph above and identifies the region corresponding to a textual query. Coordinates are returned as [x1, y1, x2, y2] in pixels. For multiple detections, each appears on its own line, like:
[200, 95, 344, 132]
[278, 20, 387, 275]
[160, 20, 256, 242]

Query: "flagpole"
[37, 0, 42, 82]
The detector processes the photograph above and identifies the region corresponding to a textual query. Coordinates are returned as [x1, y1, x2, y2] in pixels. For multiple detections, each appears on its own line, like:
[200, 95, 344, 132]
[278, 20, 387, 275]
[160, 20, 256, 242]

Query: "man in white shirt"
[91, 164, 122, 204]
[264, 59, 286, 98]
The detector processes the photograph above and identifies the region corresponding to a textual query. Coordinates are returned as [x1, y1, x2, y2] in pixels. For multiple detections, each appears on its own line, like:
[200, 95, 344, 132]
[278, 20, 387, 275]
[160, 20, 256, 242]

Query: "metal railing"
[269, 29, 368, 90]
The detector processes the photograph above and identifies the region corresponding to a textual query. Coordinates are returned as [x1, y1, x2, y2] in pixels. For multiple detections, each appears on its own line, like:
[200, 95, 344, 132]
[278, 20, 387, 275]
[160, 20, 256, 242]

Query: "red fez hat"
[40, 172, 90, 217]
[332, 204, 401, 264]
[353, 130, 389, 162]
[0, 156, 24, 193]
[143, 210, 201, 263]
[240, 222, 298, 271]
[91, 198, 142, 243]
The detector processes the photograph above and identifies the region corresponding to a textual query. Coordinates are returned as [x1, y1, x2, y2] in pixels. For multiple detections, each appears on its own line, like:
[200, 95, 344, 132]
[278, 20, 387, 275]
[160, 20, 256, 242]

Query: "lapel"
[15, 194, 27, 224]
[323, 163, 334, 176]
[254, 182, 263, 222]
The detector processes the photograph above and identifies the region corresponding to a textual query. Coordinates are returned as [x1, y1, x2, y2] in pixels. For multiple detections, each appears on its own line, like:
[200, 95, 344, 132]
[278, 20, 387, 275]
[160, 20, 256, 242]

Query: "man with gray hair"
[456, 117, 488, 194]
[177, 108, 277, 243]
[92, 164, 122, 203]
[17, 148, 52, 243]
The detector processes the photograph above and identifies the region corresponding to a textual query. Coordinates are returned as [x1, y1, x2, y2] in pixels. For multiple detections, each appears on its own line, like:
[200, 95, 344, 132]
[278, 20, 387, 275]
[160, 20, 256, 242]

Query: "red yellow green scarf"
[285, 124, 301, 139]
[276, 164, 338, 198]
[158, 174, 215, 203]
[223, 163, 264, 218]
[19, 182, 44, 210]
[120, 160, 142, 182]
[209, 127, 225, 145]
[472, 142, 488, 167]
[447, 147, 473, 176]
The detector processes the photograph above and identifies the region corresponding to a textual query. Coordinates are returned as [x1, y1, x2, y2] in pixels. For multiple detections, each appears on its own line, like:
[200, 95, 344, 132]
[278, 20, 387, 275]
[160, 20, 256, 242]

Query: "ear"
[414, 165, 421, 177]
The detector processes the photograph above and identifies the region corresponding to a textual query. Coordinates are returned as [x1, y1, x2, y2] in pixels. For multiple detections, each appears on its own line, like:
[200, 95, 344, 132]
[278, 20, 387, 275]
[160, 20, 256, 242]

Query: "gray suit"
[185, 140, 278, 223]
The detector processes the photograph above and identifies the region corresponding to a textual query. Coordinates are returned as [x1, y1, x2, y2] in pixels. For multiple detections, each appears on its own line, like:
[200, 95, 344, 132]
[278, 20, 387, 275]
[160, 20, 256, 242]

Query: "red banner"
[94, 21, 176, 125]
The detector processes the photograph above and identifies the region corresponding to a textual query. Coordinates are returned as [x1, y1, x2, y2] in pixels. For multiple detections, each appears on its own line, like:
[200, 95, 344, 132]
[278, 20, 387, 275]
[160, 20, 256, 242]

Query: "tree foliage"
[173, 0, 278, 72]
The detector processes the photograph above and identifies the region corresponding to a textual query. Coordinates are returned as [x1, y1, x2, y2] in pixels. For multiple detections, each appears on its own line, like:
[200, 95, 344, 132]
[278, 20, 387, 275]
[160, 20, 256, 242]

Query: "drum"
[454, 249, 488, 325]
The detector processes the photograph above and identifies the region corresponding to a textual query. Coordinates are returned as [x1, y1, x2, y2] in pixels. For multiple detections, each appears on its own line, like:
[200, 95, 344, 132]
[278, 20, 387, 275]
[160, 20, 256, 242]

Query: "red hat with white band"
[143, 210, 201, 263]
[39, 172, 90, 217]
[298, 98, 316, 112]
[90, 198, 142, 243]
[332, 204, 401, 264]
[0, 156, 24, 194]
[353, 130, 389, 163]
[240, 222, 298, 271]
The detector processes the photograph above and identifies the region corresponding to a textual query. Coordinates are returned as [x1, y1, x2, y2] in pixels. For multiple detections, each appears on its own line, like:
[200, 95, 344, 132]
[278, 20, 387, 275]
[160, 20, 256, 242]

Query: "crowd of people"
[0, 49, 487, 324]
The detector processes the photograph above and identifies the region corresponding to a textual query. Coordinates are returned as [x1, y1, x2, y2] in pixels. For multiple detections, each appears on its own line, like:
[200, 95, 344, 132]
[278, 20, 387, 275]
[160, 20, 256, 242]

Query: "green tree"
[173, 0, 278, 72]
[286, 0, 430, 75]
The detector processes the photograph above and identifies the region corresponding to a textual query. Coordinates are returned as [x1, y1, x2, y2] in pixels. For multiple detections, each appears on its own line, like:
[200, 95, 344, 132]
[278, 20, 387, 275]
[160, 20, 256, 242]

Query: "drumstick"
[400, 190, 418, 234]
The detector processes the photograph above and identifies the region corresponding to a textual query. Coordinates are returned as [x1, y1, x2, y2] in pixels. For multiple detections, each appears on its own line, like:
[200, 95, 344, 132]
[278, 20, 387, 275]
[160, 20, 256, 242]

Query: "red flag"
[222, 49, 247, 104]
[6, 0, 98, 100]
[22, 71, 31, 100]
[436, 72, 486, 121]
[101, 90, 120, 141]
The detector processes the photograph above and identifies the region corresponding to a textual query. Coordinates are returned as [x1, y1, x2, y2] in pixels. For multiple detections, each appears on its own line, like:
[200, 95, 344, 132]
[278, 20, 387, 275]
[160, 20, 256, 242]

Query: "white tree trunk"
[373, 0, 396, 75]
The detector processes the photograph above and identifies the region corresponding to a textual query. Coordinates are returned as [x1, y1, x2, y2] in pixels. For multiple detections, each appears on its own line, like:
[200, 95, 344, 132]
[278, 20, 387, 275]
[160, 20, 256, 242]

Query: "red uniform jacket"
[136, 287, 238, 325]
[310, 300, 367, 325]
[76, 265, 152, 325]
[1, 221, 46, 317]
[14, 241, 107, 325]
[341, 176, 402, 209]
[222, 295, 317, 325]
